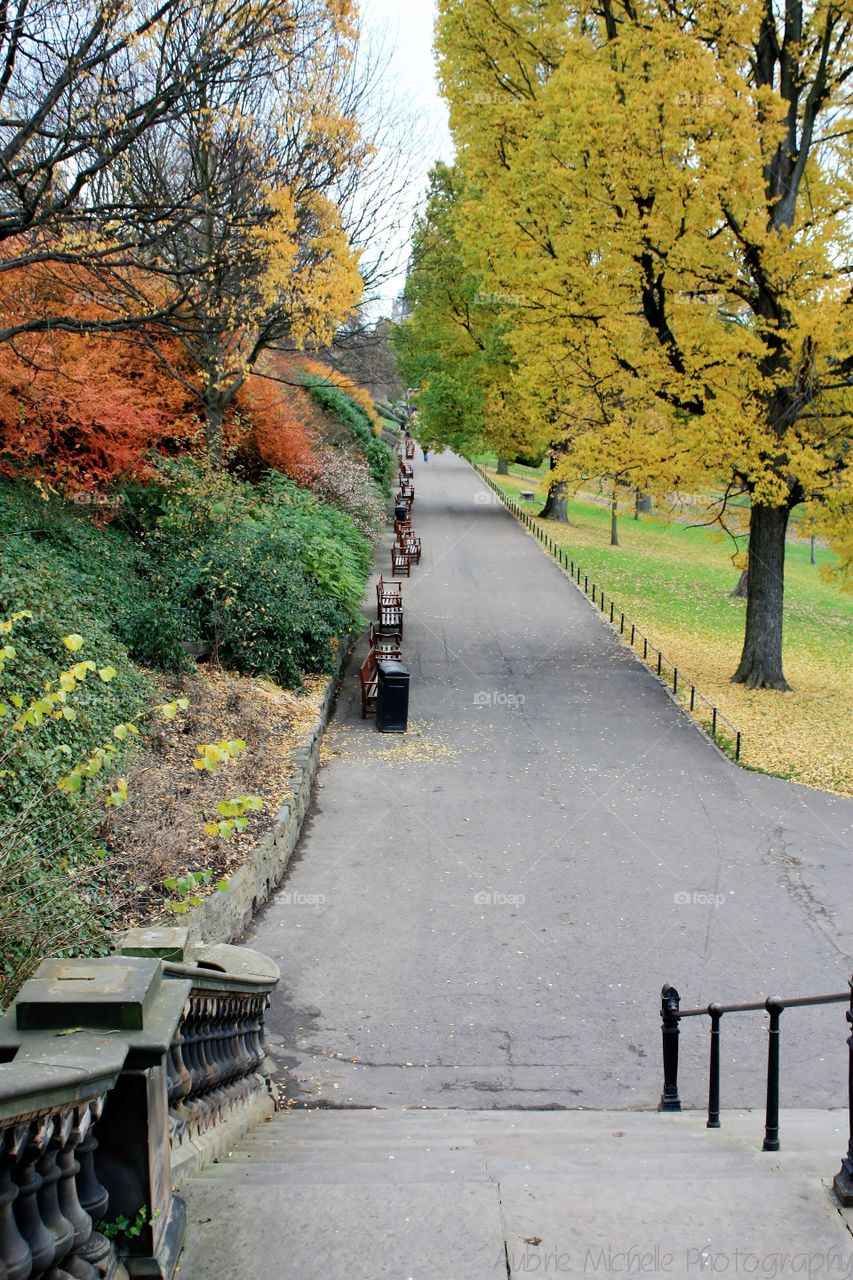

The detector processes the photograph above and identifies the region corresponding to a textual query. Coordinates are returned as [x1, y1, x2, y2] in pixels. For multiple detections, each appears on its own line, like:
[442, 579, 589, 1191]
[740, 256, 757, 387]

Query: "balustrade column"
[0, 1126, 31, 1280]
[74, 1102, 114, 1277]
[13, 1117, 55, 1275]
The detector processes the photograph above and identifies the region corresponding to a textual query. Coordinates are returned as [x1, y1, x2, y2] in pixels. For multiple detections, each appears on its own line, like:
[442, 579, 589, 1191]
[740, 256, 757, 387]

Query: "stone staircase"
[176, 1108, 853, 1278]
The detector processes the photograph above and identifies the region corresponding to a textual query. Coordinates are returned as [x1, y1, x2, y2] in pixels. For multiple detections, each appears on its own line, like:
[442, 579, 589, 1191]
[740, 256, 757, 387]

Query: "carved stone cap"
[118, 927, 191, 963]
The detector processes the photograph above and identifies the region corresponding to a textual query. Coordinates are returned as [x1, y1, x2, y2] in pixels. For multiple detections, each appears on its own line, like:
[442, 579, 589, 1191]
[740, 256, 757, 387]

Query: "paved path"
[248, 450, 853, 1111]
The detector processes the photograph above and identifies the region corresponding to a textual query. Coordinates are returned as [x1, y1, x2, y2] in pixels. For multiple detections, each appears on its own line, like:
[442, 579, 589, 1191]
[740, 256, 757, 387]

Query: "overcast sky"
[359, 0, 453, 315]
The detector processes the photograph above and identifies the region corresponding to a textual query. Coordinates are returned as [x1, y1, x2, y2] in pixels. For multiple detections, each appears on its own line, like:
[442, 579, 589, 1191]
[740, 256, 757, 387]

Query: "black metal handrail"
[472, 462, 743, 760]
[659, 980, 853, 1206]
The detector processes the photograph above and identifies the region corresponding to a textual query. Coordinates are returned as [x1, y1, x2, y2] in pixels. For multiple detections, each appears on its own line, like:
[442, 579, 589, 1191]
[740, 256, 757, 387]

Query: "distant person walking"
[423, 448, 429, 462]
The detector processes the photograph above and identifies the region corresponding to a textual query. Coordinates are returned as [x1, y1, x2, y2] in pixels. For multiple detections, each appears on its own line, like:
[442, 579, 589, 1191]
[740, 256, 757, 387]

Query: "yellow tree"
[437, 0, 853, 689]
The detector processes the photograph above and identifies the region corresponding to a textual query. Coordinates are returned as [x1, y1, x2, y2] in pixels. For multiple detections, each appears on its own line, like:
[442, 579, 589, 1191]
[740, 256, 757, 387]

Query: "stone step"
[178, 1109, 853, 1279]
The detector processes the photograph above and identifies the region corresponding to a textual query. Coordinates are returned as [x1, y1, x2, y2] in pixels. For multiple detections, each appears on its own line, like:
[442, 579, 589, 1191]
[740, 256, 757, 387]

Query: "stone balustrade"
[0, 929, 280, 1280]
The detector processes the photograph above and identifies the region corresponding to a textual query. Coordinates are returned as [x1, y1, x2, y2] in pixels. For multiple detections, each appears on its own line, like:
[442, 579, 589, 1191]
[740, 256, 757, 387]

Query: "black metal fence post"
[763, 997, 784, 1151]
[708, 1005, 722, 1128]
[833, 979, 853, 1205]
[659, 985, 682, 1112]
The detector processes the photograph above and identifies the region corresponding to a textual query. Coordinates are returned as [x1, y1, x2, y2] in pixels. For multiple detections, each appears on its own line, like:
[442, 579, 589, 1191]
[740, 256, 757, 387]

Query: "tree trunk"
[634, 488, 651, 518]
[496, 457, 509, 475]
[810, 535, 816, 565]
[731, 569, 748, 599]
[205, 399, 224, 463]
[610, 491, 619, 546]
[732, 504, 791, 690]
[540, 478, 569, 522]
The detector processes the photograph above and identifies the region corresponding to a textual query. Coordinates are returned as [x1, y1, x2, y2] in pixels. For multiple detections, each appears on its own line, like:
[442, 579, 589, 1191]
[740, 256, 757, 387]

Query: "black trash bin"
[376, 660, 409, 733]
[394, 503, 409, 522]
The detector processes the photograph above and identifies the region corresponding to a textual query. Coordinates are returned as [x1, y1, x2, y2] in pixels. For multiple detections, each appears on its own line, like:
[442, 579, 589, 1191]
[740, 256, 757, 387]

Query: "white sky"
[358, 0, 453, 315]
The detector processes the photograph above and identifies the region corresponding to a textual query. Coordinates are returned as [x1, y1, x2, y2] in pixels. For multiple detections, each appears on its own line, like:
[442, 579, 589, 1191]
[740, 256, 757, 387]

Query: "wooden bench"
[376, 575, 404, 635]
[391, 547, 411, 578]
[398, 533, 421, 564]
[376, 574, 402, 614]
[520, 490, 535, 502]
[379, 603, 403, 634]
[405, 441, 415, 459]
[369, 622, 402, 660]
[359, 650, 378, 718]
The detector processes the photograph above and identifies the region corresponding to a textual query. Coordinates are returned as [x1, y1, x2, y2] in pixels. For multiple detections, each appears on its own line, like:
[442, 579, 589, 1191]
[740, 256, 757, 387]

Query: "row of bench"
[392, 460, 420, 576]
[360, 455, 423, 717]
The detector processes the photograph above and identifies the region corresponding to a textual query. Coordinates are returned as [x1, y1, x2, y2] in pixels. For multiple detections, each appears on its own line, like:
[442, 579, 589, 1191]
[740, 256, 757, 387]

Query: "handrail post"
[763, 997, 784, 1151]
[833, 977, 853, 1205]
[659, 985, 682, 1112]
[707, 1005, 722, 1128]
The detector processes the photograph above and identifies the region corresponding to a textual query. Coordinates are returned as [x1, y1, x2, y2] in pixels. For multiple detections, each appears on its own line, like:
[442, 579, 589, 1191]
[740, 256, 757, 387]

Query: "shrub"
[307, 447, 385, 542]
[0, 481, 155, 1001]
[122, 461, 372, 687]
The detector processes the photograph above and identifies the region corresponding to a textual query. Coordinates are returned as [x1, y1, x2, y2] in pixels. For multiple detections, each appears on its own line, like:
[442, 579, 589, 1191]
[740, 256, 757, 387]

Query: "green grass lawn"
[475, 459, 852, 795]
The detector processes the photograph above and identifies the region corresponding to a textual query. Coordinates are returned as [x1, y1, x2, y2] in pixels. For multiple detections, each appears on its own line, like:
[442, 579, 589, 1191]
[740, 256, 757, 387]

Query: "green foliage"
[301, 376, 396, 493]
[98, 1205, 159, 1241]
[0, 455, 376, 1005]
[163, 869, 228, 915]
[0, 481, 155, 1003]
[122, 460, 372, 688]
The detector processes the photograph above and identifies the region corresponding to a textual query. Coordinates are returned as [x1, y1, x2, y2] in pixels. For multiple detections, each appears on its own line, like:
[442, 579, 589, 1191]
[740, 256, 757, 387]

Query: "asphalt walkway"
[248, 450, 853, 1111]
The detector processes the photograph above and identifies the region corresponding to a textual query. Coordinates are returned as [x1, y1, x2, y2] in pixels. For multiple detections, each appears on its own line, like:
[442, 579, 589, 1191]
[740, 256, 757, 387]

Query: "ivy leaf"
[98, 666, 118, 682]
[62, 634, 84, 652]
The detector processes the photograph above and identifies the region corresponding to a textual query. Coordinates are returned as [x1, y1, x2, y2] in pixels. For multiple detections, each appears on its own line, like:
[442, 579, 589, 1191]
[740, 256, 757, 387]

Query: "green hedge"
[301, 377, 396, 494]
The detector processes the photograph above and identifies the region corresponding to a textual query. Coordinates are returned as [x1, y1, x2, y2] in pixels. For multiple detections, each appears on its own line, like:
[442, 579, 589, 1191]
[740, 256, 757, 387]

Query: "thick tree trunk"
[205, 397, 224, 464]
[732, 504, 791, 690]
[496, 457, 509, 475]
[540, 478, 569, 522]
[610, 491, 619, 546]
[810, 535, 816, 565]
[731, 569, 748, 599]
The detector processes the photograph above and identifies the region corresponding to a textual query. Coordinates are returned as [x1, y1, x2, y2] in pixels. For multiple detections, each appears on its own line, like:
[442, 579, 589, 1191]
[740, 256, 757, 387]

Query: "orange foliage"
[0, 263, 200, 491]
[0, 255, 380, 495]
[237, 374, 324, 483]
